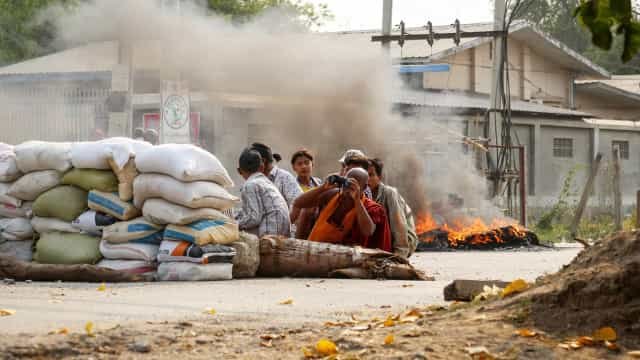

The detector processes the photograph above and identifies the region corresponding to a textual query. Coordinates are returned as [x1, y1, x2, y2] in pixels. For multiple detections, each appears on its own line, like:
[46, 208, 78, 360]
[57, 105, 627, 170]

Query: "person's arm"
[290, 205, 301, 223]
[386, 188, 410, 258]
[293, 178, 336, 209]
[347, 179, 375, 236]
[236, 183, 263, 230]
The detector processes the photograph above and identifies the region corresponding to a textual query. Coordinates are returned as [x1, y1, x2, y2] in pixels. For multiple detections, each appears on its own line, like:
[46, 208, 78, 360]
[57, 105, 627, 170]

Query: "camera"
[327, 175, 349, 188]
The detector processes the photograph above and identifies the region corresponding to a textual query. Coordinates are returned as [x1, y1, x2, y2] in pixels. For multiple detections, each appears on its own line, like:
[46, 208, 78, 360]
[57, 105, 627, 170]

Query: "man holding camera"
[293, 168, 392, 252]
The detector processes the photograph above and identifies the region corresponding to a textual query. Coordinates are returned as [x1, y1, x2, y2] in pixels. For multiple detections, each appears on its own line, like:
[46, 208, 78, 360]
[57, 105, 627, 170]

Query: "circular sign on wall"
[162, 94, 189, 129]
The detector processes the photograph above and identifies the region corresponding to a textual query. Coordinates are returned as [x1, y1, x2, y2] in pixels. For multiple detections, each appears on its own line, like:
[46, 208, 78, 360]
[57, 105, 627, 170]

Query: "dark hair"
[344, 155, 370, 170]
[290, 148, 314, 166]
[251, 142, 274, 164]
[273, 153, 282, 162]
[369, 158, 383, 176]
[239, 148, 262, 173]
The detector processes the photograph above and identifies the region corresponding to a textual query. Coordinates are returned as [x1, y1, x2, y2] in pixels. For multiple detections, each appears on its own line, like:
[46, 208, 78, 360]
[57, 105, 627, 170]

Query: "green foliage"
[206, 0, 332, 28]
[574, 0, 640, 62]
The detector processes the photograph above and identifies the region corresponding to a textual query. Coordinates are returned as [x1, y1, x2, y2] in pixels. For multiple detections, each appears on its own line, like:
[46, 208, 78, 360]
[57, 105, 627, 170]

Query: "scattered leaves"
[514, 328, 538, 338]
[260, 340, 273, 348]
[501, 279, 529, 298]
[279, 298, 293, 305]
[0, 309, 16, 316]
[97, 283, 106, 291]
[384, 334, 395, 345]
[628, 350, 640, 358]
[203, 308, 216, 315]
[85, 321, 95, 337]
[315, 339, 338, 356]
[302, 347, 314, 358]
[383, 316, 396, 327]
[49, 327, 69, 335]
[593, 326, 617, 341]
[401, 284, 414, 288]
[605, 340, 619, 351]
[577, 336, 595, 346]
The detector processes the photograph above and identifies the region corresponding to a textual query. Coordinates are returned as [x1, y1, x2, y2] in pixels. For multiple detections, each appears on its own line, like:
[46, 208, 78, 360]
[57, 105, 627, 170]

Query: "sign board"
[143, 112, 200, 145]
[160, 80, 191, 144]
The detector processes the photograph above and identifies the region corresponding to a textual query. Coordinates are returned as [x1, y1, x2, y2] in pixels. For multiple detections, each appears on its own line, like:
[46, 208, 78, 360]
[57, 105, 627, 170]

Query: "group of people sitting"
[235, 144, 417, 259]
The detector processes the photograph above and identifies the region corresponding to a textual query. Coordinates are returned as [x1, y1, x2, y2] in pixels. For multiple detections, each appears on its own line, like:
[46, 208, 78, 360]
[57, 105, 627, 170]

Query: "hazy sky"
[309, 0, 494, 31]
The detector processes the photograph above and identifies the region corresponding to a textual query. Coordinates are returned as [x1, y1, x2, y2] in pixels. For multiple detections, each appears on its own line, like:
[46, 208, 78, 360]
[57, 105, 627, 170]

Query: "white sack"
[102, 217, 163, 245]
[71, 137, 152, 171]
[71, 210, 117, 234]
[0, 143, 13, 153]
[96, 259, 157, 274]
[133, 174, 238, 210]
[0, 202, 32, 218]
[99, 239, 159, 261]
[135, 144, 233, 187]
[0, 239, 33, 262]
[0, 151, 21, 182]
[31, 217, 80, 234]
[14, 141, 72, 173]
[0, 182, 21, 207]
[142, 198, 230, 225]
[0, 218, 33, 240]
[156, 262, 232, 281]
[8, 170, 62, 201]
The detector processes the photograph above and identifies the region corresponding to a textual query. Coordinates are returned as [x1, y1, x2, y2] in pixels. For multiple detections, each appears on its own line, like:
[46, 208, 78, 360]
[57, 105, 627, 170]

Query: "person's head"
[343, 155, 370, 174]
[133, 127, 145, 140]
[251, 142, 274, 173]
[338, 149, 365, 175]
[238, 148, 264, 180]
[344, 167, 369, 198]
[291, 149, 314, 178]
[143, 129, 158, 145]
[368, 158, 383, 189]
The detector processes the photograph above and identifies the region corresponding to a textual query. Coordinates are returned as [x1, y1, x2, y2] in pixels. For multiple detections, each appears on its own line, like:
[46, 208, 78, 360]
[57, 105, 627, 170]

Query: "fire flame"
[416, 212, 527, 247]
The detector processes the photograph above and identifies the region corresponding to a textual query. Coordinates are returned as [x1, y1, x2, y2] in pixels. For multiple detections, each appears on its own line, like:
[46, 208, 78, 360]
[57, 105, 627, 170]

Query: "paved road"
[0, 246, 581, 334]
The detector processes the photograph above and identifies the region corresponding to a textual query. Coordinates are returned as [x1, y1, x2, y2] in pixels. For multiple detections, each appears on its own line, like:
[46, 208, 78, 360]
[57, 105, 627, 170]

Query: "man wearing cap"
[338, 149, 373, 199]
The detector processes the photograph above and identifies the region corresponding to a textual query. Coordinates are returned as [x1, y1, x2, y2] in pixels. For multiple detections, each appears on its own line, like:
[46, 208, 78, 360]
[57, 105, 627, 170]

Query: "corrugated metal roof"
[0, 41, 119, 75]
[575, 81, 640, 106]
[394, 88, 592, 117]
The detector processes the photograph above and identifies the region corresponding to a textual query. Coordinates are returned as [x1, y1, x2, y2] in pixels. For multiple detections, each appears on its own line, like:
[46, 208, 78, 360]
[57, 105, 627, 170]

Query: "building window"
[553, 138, 573, 158]
[612, 140, 630, 159]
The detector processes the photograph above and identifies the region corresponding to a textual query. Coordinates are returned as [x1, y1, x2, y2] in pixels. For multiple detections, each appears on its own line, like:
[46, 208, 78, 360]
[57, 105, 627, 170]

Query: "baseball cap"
[338, 149, 366, 164]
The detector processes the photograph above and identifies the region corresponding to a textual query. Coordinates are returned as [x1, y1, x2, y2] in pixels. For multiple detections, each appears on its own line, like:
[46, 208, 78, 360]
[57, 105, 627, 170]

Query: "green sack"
[32, 186, 88, 222]
[34, 232, 101, 264]
[62, 168, 118, 192]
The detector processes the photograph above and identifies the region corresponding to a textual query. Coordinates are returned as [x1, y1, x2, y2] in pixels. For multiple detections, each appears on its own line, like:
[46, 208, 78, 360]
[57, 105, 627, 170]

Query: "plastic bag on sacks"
[0, 202, 33, 218]
[0, 182, 22, 207]
[31, 217, 80, 234]
[135, 144, 234, 187]
[164, 219, 239, 246]
[87, 190, 140, 221]
[229, 232, 260, 278]
[142, 198, 230, 225]
[71, 137, 152, 171]
[71, 210, 117, 234]
[0, 239, 34, 262]
[99, 240, 159, 261]
[0, 218, 33, 240]
[32, 186, 87, 222]
[61, 168, 118, 192]
[157, 240, 235, 264]
[8, 170, 61, 201]
[34, 232, 101, 265]
[96, 259, 157, 275]
[14, 141, 72, 173]
[0, 150, 21, 182]
[102, 217, 163, 245]
[133, 174, 239, 210]
[156, 261, 232, 281]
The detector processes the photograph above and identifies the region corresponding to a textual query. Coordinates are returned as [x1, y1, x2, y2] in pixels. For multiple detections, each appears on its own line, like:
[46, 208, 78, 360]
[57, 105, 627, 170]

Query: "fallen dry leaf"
[593, 326, 617, 342]
[260, 340, 273, 348]
[514, 328, 538, 338]
[203, 308, 216, 315]
[465, 346, 496, 360]
[501, 279, 529, 298]
[557, 343, 571, 350]
[383, 316, 396, 327]
[351, 325, 371, 331]
[384, 334, 395, 345]
[401, 284, 414, 288]
[316, 339, 338, 356]
[97, 283, 106, 291]
[605, 340, 619, 351]
[85, 321, 95, 337]
[302, 347, 314, 358]
[49, 327, 69, 335]
[0, 309, 16, 316]
[577, 336, 595, 346]
[279, 299, 293, 305]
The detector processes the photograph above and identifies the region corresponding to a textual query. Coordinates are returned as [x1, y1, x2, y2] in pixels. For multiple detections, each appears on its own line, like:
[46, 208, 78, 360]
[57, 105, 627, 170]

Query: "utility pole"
[381, 0, 393, 53]
[487, 0, 505, 196]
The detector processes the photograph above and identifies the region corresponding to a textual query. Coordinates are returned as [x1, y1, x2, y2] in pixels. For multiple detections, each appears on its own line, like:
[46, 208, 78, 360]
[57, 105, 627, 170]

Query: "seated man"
[235, 148, 291, 237]
[294, 168, 392, 252]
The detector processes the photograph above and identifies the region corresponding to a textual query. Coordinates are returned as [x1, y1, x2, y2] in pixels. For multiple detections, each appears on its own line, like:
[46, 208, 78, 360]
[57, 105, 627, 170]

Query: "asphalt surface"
[0, 246, 581, 335]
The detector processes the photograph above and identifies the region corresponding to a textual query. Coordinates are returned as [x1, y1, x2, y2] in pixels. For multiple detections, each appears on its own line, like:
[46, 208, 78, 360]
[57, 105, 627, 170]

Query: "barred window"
[612, 140, 630, 159]
[553, 138, 573, 158]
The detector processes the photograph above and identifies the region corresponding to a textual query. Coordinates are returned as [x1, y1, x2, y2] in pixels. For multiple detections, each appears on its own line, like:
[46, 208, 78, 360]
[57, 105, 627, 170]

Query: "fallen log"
[0, 255, 148, 282]
[443, 279, 510, 301]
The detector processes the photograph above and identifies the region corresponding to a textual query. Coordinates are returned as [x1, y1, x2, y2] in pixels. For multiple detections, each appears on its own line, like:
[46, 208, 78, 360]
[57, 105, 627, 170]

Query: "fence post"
[570, 153, 602, 242]
[613, 148, 622, 231]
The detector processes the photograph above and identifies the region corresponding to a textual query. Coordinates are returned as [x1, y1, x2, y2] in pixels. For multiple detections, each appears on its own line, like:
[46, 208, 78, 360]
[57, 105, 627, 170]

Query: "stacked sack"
[134, 144, 241, 281]
[0, 143, 35, 261]
[70, 138, 157, 275]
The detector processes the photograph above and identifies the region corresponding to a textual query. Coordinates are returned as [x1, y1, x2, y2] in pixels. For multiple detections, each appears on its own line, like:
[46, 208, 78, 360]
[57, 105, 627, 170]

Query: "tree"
[206, 0, 332, 29]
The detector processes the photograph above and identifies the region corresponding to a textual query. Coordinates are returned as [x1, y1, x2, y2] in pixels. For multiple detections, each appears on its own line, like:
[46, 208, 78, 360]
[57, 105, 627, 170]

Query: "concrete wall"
[575, 92, 640, 120]
[595, 129, 640, 206]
